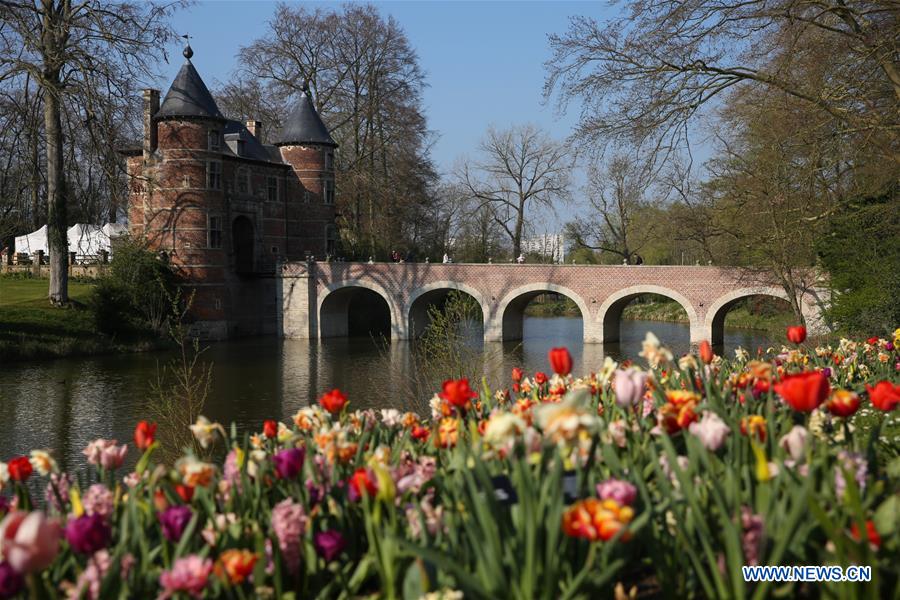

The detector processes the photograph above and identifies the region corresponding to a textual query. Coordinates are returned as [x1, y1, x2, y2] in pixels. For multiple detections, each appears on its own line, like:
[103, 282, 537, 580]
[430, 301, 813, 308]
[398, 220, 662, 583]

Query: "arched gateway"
[278, 262, 827, 344]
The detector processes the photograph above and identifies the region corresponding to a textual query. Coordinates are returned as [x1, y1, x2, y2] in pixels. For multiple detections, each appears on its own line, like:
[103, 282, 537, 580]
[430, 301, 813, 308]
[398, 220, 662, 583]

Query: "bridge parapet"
[279, 262, 828, 346]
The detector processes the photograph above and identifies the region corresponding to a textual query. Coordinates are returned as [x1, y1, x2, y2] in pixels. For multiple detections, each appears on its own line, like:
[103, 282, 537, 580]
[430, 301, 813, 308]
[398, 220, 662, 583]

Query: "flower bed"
[1, 328, 899, 598]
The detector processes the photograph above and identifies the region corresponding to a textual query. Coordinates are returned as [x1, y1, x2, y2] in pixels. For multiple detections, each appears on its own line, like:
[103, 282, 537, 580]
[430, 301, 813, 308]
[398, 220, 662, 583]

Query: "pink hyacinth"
[741, 507, 764, 566]
[82, 484, 114, 519]
[834, 450, 867, 498]
[158, 555, 213, 599]
[271, 498, 308, 574]
[82, 440, 128, 470]
[596, 478, 637, 506]
[688, 411, 730, 451]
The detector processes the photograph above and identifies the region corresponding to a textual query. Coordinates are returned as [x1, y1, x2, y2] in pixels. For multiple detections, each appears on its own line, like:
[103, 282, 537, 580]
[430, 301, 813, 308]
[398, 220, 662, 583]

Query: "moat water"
[0, 318, 773, 469]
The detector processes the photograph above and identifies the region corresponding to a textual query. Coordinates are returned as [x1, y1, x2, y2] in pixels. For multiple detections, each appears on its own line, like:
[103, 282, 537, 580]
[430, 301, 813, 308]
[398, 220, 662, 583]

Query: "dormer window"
[236, 140, 245, 156]
[208, 129, 221, 151]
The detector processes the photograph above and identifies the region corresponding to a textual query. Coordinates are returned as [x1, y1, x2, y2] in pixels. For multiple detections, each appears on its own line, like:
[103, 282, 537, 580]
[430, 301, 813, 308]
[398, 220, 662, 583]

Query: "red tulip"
[548, 347, 573, 376]
[411, 425, 430, 441]
[133, 420, 157, 451]
[786, 325, 807, 344]
[175, 484, 194, 503]
[7, 457, 32, 482]
[439, 378, 477, 409]
[263, 420, 278, 439]
[850, 520, 881, 548]
[826, 390, 860, 418]
[319, 389, 348, 414]
[774, 371, 829, 412]
[866, 336, 879, 346]
[511, 367, 524, 383]
[349, 467, 377, 499]
[534, 372, 548, 386]
[698, 341, 714, 364]
[866, 381, 900, 412]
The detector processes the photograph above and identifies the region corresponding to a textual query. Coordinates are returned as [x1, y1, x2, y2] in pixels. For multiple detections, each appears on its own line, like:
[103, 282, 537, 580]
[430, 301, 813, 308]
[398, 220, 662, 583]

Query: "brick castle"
[122, 44, 337, 338]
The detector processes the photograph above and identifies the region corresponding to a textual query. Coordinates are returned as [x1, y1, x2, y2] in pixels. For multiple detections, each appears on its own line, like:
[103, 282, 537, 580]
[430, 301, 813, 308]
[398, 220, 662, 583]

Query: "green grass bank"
[0, 276, 166, 362]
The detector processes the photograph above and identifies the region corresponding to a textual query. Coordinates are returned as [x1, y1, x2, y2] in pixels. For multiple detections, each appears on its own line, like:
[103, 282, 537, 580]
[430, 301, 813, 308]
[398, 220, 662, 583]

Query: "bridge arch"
[598, 285, 701, 344]
[406, 281, 488, 339]
[318, 280, 402, 339]
[703, 287, 797, 347]
[494, 283, 592, 342]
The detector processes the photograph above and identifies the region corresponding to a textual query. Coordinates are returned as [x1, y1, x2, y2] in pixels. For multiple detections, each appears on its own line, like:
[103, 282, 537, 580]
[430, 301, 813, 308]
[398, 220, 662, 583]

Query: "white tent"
[13, 224, 48, 255]
[14, 223, 127, 261]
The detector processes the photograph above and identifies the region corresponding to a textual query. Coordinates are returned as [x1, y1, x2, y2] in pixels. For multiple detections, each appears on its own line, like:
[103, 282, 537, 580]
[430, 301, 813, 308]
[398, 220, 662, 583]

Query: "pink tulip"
[0, 511, 61, 573]
[159, 555, 213, 599]
[82, 440, 128, 470]
[688, 411, 731, 451]
[613, 368, 649, 408]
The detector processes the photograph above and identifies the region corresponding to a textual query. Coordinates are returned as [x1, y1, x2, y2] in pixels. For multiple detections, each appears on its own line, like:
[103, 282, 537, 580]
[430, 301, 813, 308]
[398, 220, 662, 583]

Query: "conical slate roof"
[272, 89, 337, 147]
[155, 44, 225, 121]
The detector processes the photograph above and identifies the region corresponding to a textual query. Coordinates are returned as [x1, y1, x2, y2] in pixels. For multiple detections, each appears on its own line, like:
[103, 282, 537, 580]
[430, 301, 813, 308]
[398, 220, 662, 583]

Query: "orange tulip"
[562, 498, 633, 542]
[216, 549, 257, 585]
[698, 341, 714, 364]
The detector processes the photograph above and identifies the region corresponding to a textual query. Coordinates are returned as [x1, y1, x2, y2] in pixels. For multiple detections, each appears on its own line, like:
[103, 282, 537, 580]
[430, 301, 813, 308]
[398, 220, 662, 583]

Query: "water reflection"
[0, 318, 774, 467]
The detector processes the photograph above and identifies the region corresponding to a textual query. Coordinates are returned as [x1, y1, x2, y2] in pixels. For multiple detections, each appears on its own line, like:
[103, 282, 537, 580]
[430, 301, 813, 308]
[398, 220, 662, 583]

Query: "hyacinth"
[595, 479, 637, 506]
[44, 473, 71, 513]
[741, 507, 764, 566]
[271, 498, 308, 574]
[82, 484, 114, 519]
[834, 451, 868, 498]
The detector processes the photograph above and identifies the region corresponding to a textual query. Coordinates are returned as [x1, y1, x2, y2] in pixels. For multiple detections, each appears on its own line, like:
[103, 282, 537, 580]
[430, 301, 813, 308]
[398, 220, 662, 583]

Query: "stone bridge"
[278, 262, 827, 346]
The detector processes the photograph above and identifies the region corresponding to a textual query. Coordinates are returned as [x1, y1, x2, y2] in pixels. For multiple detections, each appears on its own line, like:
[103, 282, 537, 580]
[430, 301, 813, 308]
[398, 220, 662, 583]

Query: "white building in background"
[521, 233, 567, 263]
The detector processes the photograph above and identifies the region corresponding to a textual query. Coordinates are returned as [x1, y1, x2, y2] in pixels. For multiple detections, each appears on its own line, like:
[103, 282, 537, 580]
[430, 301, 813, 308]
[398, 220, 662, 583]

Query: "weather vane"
[181, 33, 193, 60]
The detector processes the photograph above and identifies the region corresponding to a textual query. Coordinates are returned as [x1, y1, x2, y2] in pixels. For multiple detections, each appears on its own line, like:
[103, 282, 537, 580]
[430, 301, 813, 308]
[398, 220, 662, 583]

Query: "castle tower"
[123, 46, 339, 339]
[272, 85, 339, 259]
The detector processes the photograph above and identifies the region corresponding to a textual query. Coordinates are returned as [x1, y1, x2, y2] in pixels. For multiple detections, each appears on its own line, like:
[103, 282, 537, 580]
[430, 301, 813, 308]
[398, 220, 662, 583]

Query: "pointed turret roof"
[155, 44, 225, 121]
[272, 87, 337, 147]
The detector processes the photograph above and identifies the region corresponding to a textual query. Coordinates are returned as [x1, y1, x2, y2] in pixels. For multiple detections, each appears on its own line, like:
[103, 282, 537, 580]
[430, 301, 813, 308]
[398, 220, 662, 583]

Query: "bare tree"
[544, 1, 900, 165]
[0, 0, 181, 304]
[459, 124, 572, 258]
[566, 153, 656, 263]
[238, 3, 437, 259]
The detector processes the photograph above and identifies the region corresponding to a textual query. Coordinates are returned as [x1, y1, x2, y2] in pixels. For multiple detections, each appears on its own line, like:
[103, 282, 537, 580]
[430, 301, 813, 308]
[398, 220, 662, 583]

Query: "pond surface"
[0, 318, 773, 469]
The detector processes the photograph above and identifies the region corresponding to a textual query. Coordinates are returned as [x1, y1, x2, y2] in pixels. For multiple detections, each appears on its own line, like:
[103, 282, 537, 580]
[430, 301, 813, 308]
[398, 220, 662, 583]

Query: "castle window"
[323, 179, 334, 205]
[208, 129, 221, 151]
[207, 161, 222, 189]
[304, 190, 310, 203]
[267, 176, 278, 202]
[208, 215, 222, 249]
[237, 169, 249, 194]
[326, 152, 334, 170]
[325, 224, 337, 254]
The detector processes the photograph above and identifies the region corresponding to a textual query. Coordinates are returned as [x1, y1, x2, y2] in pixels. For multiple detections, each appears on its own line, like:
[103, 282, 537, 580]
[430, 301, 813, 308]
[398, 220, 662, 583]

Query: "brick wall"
[280, 262, 828, 346]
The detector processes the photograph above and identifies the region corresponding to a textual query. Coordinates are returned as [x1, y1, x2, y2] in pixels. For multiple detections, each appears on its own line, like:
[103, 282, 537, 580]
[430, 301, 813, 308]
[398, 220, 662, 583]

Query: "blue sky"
[159, 1, 617, 189]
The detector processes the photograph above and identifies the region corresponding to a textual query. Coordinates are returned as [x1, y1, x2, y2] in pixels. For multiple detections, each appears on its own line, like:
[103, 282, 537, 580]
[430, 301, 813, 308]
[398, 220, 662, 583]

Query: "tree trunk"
[45, 85, 68, 305]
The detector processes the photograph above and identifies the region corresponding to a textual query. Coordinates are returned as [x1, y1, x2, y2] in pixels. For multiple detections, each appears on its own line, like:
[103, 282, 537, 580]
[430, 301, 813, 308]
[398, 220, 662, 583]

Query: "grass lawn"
[0, 277, 162, 361]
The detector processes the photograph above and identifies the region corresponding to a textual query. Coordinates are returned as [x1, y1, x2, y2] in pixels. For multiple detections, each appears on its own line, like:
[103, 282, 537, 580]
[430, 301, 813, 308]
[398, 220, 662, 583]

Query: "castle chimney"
[246, 120, 262, 141]
[142, 88, 160, 160]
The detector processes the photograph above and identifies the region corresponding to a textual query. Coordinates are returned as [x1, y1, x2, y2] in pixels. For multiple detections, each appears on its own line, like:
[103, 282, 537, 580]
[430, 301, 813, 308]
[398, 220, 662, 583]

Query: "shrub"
[89, 237, 177, 335]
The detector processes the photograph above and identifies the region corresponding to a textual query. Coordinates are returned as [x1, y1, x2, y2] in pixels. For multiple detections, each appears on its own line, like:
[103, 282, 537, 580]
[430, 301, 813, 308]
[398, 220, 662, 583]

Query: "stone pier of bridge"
[278, 262, 828, 347]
